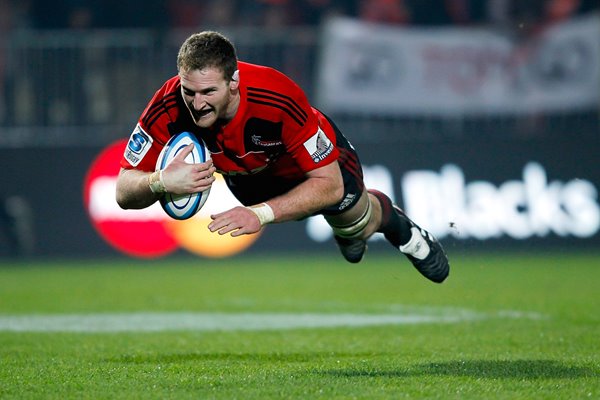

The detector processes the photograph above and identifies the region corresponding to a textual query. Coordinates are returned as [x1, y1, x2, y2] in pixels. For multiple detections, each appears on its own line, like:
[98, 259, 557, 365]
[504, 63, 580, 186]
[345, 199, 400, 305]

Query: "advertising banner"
[317, 14, 600, 115]
[1, 134, 598, 258]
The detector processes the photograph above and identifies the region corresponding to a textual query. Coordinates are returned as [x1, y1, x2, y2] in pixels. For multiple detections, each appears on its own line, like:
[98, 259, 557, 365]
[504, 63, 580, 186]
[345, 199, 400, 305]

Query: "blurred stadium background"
[0, 0, 598, 260]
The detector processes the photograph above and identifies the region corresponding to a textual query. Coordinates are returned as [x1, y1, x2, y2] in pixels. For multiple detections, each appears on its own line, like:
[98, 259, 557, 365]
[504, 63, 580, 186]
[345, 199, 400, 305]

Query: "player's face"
[179, 68, 239, 128]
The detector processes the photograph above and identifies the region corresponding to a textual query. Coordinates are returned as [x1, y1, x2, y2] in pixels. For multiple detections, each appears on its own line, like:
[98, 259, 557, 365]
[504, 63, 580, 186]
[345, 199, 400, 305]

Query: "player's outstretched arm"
[208, 161, 344, 236]
[268, 161, 344, 222]
[115, 168, 159, 209]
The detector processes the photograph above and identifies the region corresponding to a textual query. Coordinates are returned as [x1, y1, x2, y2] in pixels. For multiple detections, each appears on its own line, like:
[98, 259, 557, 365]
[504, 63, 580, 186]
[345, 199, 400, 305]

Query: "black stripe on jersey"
[247, 87, 308, 122]
[338, 147, 359, 171]
[142, 92, 176, 126]
[338, 148, 364, 188]
[143, 92, 178, 129]
[146, 100, 178, 129]
[247, 87, 308, 124]
[247, 87, 308, 117]
[247, 98, 305, 126]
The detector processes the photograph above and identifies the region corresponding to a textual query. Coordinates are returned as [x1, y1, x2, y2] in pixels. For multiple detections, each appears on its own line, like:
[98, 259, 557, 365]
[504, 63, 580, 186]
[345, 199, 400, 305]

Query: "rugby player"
[116, 31, 449, 283]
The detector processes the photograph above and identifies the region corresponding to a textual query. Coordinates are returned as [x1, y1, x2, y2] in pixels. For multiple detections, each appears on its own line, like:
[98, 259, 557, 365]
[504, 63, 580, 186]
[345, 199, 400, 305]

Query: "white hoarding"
[317, 14, 600, 115]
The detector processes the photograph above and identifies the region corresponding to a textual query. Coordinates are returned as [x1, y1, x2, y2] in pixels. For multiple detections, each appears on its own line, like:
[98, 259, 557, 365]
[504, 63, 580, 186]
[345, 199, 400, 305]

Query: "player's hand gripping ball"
[156, 132, 211, 220]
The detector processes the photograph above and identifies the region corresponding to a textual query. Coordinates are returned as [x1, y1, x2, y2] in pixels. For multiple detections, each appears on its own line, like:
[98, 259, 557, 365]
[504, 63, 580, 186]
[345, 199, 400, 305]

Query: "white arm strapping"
[148, 170, 166, 194]
[247, 203, 275, 226]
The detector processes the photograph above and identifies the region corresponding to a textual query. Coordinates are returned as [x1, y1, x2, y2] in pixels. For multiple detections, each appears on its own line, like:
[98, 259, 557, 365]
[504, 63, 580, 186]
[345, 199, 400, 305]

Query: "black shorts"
[224, 115, 364, 216]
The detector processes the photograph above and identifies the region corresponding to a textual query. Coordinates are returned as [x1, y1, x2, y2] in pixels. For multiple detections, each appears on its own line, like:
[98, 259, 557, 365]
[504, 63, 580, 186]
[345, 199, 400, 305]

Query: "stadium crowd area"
[0, 0, 597, 32]
[0, 0, 597, 130]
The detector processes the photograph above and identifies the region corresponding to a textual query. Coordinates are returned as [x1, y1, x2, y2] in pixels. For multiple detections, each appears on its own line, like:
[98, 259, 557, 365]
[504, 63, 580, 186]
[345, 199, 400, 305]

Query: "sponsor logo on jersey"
[251, 135, 283, 147]
[303, 128, 333, 163]
[124, 124, 153, 167]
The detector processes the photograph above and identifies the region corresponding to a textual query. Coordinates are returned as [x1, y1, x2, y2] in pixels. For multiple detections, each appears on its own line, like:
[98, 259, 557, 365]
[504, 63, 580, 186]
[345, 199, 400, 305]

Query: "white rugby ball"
[156, 131, 211, 220]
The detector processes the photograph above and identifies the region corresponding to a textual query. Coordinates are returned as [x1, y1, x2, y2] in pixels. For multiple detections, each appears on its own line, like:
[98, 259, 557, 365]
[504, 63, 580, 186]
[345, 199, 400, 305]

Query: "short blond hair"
[177, 31, 238, 82]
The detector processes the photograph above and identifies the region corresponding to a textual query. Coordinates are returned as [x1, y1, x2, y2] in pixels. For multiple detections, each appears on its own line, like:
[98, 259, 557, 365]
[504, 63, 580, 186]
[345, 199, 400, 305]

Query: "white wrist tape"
[148, 170, 166, 194]
[247, 203, 275, 226]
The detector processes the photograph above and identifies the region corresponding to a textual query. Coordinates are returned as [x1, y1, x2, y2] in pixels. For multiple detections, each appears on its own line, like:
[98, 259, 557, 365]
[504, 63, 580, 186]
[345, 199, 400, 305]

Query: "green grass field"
[1, 251, 599, 399]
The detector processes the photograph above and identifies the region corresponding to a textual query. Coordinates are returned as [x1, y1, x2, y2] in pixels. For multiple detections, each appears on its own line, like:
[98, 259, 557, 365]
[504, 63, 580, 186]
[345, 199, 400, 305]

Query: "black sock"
[368, 189, 413, 247]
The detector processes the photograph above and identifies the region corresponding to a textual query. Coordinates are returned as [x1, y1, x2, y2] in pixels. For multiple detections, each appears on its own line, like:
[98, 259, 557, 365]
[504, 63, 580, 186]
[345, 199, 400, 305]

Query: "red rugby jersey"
[121, 61, 339, 181]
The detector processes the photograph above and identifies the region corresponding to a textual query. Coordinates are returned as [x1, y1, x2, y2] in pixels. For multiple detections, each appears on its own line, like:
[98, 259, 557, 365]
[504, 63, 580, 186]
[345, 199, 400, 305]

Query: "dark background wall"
[1, 132, 598, 259]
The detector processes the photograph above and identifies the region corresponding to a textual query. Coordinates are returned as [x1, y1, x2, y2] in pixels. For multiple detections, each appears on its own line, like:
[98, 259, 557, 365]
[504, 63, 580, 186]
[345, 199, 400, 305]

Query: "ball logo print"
[84, 140, 261, 258]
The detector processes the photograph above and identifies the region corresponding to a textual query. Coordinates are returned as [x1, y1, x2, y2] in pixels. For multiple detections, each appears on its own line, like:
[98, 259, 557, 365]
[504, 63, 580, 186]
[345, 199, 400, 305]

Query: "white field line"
[0, 310, 540, 333]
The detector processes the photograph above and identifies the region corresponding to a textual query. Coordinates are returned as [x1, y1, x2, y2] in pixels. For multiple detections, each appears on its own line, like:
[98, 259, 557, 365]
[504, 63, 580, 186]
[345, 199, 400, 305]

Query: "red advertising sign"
[83, 140, 260, 258]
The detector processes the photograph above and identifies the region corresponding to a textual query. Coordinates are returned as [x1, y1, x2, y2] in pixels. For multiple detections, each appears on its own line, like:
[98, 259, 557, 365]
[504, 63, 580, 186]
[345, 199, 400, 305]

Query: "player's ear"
[229, 70, 240, 90]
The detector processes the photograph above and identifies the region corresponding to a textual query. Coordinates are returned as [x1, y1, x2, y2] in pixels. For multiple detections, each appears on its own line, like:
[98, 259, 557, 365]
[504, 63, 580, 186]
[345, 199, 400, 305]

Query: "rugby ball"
[156, 131, 211, 220]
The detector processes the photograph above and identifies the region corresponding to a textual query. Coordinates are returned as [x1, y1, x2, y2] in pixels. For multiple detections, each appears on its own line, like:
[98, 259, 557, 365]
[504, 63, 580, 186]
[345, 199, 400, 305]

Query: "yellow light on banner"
[164, 174, 261, 258]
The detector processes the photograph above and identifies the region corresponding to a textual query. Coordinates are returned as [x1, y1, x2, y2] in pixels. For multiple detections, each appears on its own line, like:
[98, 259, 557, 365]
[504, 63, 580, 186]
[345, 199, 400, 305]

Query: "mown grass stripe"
[0, 310, 537, 333]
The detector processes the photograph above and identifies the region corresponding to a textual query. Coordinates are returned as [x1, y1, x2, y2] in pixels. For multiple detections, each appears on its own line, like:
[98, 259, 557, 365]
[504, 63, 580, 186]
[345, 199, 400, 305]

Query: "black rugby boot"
[393, 206, 450, 283]
[334, 235, 367, 264]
